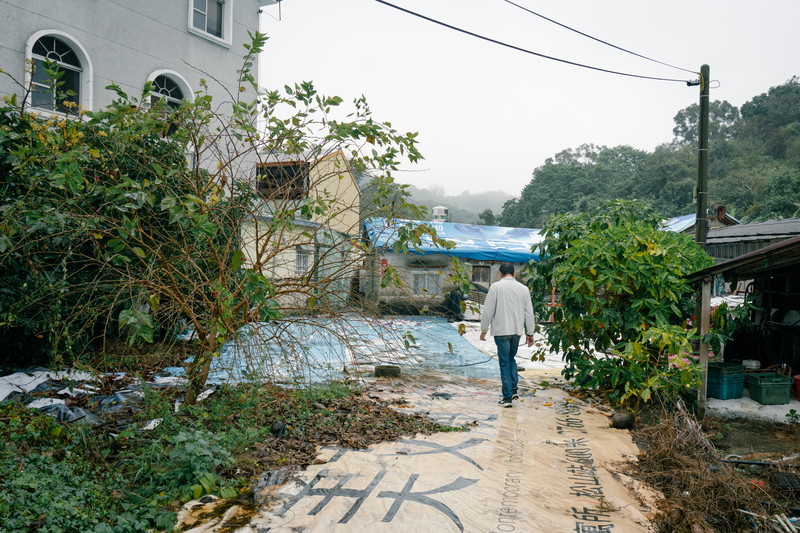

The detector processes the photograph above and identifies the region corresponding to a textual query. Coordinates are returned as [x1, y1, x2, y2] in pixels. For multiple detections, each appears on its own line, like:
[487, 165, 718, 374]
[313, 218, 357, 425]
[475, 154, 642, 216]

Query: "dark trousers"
[494, 335, 520, 400]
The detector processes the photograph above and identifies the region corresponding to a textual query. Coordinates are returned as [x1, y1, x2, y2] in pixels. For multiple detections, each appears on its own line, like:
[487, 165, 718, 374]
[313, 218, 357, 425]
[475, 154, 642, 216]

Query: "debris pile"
[630, 403, 799, 532]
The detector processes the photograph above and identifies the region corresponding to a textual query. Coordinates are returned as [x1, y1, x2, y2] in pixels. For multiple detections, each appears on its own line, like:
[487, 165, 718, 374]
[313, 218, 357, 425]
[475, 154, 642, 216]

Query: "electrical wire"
[374, 0, 692, 83]
[501, 0, 698, 75]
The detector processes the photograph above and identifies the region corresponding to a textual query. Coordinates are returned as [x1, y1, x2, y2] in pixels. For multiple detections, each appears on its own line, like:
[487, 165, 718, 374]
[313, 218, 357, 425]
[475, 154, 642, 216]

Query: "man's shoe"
[511, 389, 519, 400]
[498, 398, 513, 408]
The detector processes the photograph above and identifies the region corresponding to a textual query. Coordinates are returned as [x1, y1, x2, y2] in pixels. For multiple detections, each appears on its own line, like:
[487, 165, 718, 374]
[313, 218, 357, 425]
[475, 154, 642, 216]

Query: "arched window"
[151, 75, 185, 110]
[30, 36, 82, 113]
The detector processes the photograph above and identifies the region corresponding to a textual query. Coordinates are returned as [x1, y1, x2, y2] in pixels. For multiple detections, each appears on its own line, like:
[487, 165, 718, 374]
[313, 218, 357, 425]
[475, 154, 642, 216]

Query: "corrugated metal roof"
[664, 213, 695, 233]
[686, 234, 800, 283]
[706, 217, 800, 241]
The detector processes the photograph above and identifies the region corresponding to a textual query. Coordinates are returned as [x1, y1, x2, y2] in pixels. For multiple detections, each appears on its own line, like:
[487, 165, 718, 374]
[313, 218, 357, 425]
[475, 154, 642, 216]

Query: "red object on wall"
[381, 258, 388, 276]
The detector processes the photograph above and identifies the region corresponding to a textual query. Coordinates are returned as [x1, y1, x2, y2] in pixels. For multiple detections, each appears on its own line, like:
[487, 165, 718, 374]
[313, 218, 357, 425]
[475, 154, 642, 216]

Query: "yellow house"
[240, 149, 361, 312]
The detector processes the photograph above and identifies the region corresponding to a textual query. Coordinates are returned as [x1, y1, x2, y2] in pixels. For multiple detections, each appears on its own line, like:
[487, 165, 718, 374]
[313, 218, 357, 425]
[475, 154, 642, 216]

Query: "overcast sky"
[258, 0, 800, 197]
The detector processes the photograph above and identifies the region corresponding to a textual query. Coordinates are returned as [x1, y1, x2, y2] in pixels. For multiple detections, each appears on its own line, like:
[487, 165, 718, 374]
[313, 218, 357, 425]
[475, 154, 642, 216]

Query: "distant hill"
[404, 184, 515, 224]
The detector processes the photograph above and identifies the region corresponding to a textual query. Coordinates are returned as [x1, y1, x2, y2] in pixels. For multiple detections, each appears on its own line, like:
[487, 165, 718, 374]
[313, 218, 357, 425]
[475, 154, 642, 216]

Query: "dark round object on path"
[611, 412, 636, 429]
[375, 365, 401, 377]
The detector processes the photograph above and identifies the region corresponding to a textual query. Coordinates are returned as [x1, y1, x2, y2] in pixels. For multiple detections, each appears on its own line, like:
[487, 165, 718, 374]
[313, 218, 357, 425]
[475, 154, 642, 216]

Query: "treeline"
[496, 76, 800, 228]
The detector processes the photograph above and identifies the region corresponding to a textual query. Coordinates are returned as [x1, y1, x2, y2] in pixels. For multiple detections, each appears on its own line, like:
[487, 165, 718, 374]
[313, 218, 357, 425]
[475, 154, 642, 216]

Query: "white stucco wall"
[0, 0, 266, 114]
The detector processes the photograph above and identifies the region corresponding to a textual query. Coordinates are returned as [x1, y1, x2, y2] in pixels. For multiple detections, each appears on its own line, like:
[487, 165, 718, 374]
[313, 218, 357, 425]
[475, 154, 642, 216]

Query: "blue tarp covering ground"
[167, 316, 498, 385]
[364, 219, 543, 263]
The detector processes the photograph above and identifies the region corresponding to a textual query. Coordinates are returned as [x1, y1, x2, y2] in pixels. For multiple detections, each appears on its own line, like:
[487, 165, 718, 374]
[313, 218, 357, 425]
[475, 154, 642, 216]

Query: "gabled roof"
[706, 217, 800, 244]
[364, 219, 543, 263]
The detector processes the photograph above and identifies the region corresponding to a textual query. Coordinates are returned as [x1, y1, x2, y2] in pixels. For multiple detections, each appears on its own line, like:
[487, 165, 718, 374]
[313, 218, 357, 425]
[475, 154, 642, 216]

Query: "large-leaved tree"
[526, 200, 714, 404]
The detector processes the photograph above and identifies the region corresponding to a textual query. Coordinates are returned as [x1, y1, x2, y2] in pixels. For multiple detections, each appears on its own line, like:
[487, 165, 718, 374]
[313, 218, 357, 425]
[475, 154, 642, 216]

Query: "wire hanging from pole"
[374, 0, 692, 83]
[501, 0, 698, 75]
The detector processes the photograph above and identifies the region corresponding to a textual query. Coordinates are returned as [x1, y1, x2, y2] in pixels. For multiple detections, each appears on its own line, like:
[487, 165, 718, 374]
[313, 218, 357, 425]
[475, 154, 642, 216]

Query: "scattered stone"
[375, 365, 401, 377]
[611, 412, 636, 429]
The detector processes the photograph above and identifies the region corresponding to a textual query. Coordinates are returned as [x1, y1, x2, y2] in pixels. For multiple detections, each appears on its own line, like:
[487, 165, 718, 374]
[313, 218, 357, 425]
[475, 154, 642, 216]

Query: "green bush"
[526, 200, 714, 405]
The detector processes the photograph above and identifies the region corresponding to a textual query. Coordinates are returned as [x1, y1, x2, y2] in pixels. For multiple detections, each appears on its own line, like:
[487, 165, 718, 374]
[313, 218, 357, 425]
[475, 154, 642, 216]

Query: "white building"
[0, 0, 276, 115]
[431, 205, 449, 222]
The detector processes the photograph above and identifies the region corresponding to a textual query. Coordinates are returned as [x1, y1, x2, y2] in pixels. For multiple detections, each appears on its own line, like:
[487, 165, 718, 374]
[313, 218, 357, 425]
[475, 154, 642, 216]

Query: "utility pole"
[691, 65, 711, 417]
[694, 64, 710, 249]
[686, 65, 711, 416]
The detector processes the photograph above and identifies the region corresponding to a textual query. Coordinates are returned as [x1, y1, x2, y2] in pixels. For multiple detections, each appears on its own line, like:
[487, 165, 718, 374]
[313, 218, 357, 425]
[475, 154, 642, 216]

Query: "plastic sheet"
[37, 403, 100, 425]
[170, 316, 516, 386]
[92, 390, 145, 413]
[0, 368, 149, 423]
[177, 378, 655, 532]
[0, 369, 98, 401]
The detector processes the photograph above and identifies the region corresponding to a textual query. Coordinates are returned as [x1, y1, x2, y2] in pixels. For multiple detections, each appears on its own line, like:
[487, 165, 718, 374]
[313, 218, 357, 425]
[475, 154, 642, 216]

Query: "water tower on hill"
[431, 206, 449, 222]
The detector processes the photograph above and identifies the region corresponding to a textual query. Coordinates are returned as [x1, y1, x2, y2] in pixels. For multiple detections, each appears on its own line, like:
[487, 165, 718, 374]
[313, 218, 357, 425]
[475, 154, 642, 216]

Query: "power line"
[374, 0, 692, 83]
[502, 0, 698, 75]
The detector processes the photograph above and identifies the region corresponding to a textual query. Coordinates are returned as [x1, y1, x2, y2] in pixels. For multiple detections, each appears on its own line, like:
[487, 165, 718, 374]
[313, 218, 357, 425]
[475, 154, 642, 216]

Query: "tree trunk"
[184, 334, 217, 406]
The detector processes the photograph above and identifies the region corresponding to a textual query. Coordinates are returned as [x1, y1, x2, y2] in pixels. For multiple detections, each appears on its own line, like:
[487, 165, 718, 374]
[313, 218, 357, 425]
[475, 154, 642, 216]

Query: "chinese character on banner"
[571, 507, 611, 522]
[574, 522, 615, 533]
[381, 258, 388, 276]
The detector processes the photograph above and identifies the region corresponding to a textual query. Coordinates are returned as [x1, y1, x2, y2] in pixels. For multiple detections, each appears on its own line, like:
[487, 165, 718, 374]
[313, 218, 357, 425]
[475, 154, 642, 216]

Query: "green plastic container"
[708, 362, 746, 375]
[707, 373, 745, 400]
[747, 372, 793, 405]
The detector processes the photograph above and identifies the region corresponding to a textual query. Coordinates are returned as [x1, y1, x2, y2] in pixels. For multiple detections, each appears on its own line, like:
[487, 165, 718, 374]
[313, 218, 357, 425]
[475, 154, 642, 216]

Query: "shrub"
[526, 200, 714, 404]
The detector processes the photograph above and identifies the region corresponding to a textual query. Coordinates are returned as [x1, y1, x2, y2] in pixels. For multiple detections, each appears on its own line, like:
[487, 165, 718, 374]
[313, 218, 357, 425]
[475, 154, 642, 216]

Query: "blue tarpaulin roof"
[364, 218, 542, 263]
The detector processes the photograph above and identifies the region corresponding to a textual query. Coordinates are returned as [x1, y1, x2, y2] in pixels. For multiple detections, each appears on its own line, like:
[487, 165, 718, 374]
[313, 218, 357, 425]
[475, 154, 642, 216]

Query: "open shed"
[686, 235, 800, 414]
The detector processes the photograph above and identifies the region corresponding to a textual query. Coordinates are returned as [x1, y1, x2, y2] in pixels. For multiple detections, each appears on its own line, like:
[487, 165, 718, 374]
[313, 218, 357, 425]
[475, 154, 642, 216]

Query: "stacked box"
[707, 373, 745, 400]
[747, 372, 793, 405]
[708, 362, 745, 375]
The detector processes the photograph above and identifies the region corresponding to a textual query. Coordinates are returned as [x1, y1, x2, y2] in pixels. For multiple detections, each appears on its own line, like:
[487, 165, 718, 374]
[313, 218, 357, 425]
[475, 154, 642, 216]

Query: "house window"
[30, 36, 82, 113]
[296, 248, 311, 277]
[413, 272, 441, 296]
[150, 75, 184, 109]
[256, 161, 310, 200]
[472, 265, 490, 284]
[192, 0, 224, 38]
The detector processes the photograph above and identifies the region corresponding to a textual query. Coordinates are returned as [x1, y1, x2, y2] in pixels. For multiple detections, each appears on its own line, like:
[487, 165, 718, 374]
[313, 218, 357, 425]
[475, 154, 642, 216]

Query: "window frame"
[256, 161, 310, 200]
[412, 271, 441, 297]
[25, 30, 93, 116]
[471, 265, 490, 284]
[146, 71, 194, 107]
[188, 0, 234, 48]
[295, 247, 312, 277]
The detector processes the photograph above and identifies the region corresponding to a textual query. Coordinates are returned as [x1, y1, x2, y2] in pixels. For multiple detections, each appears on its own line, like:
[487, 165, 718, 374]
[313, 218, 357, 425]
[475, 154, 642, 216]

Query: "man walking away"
[479, 263, 535, 408]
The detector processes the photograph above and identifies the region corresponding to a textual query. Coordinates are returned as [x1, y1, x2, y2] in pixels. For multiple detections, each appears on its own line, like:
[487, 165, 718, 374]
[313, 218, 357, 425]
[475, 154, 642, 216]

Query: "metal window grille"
[296, 249, 310, 277]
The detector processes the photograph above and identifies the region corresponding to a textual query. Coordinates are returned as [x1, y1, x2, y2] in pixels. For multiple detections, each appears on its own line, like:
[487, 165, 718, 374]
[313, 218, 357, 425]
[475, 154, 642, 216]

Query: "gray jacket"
[480, 277, 535, 337]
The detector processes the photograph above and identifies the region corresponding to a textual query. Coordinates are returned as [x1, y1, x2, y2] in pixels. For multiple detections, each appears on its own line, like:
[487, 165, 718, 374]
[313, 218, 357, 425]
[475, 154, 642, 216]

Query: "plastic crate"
[707, 373, 745, 400]
[708, 362, 746, 375]
[747, 372, 793, 405]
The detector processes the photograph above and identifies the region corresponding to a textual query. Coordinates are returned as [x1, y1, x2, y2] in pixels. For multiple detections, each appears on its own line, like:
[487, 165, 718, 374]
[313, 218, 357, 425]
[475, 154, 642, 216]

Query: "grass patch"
[0, 379, 467, 532]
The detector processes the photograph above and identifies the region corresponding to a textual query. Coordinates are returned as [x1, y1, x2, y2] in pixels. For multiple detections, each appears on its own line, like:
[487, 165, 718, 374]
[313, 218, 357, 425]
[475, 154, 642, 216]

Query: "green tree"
[525, 200, 714, 404]
[740, 76, 800, 157]
[477, 208, 495, 226]
[672, 100, 740, 146]
[0, 32, 469, 405]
